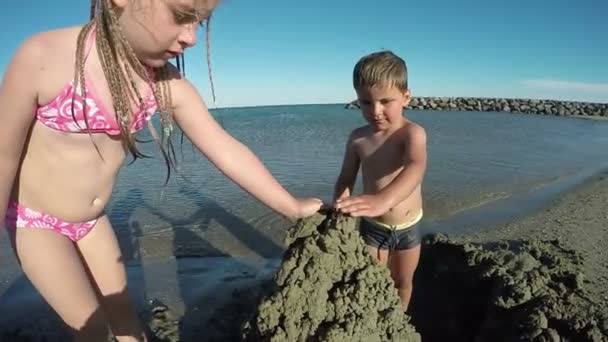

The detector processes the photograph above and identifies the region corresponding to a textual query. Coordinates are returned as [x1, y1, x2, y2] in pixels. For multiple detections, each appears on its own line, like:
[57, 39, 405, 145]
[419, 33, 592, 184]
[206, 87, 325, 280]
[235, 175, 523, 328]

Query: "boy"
[333, 50, 427, 311]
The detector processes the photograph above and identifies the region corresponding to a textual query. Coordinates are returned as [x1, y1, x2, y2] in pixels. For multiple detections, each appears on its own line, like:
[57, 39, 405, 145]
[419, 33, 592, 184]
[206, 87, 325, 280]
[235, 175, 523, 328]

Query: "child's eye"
[380, 99, 392, 105]
[173, 12, 198, 25]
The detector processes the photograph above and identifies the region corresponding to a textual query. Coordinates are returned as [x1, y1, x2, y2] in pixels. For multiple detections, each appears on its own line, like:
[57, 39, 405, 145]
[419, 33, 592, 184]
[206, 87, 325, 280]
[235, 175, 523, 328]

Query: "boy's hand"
[334, 194, 390, 218]
[293, 197, 324, 220]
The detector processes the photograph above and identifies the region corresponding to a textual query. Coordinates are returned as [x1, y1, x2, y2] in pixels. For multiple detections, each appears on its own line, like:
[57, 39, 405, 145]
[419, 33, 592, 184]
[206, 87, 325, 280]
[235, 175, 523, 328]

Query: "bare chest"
[357, 139, 404, 171]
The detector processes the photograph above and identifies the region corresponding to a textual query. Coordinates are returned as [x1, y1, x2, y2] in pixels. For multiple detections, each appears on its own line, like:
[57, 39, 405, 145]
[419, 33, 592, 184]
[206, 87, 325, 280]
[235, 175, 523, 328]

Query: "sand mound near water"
[243, 213, 421, 341]
[2, 213, 607, 341]
[244, 213, 608, 341]
[411, 234, 608, 341]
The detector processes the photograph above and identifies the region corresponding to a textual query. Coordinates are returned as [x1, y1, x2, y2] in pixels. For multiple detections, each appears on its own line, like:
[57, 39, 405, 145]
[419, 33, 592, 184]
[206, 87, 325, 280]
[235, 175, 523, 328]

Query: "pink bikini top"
[36, 27, 158, 135]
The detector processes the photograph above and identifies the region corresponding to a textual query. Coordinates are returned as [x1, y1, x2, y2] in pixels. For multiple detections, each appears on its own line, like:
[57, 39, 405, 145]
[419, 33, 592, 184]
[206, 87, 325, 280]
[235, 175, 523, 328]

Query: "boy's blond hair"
[353, 50, 408, 92]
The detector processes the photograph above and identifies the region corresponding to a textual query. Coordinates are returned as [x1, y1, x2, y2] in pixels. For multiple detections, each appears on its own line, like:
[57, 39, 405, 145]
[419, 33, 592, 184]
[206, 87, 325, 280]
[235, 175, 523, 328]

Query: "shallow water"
[3, 105, 608, 263]
[2, 106, 608, 333]
[113, 106, 608, 259]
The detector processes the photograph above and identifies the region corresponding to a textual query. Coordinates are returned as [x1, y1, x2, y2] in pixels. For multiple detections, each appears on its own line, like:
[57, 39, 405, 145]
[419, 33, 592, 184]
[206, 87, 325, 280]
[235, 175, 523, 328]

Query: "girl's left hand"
[294, 197, 324, 219]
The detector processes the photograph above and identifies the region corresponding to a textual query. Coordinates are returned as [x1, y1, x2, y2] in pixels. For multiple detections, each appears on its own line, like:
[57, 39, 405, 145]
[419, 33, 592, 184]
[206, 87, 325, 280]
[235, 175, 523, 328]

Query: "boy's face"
[356, 84, 410, 131]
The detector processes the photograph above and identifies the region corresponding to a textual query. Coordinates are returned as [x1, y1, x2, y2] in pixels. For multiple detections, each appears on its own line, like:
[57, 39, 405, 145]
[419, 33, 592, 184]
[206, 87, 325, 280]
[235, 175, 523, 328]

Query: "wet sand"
[243, 213, 420, 341]
[0, 256, 282, 341]
[416, 169, 608, 341]
[2, 172, 608, 340]
[451, 170, 608, 313]
[241, 171, 608, 341]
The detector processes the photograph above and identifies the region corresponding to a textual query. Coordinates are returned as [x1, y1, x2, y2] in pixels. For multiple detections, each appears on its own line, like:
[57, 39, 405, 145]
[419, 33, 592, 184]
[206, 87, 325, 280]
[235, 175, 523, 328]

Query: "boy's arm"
[336, 124, 426, 217]
[333, 132, 360, 202]
[377, 124, 427, 208]
[168, 69, 322, 221]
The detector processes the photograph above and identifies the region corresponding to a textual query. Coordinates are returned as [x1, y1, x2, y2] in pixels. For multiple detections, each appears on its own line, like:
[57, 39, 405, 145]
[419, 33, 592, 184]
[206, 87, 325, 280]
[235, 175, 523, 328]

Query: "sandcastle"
[243, 212, 421, 341]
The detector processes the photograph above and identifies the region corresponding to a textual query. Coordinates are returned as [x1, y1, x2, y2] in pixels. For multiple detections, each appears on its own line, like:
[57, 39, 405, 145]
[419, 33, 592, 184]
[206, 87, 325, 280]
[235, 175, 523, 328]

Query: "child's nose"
[372, 103, 383, 116]
[178, 24, 198, 48]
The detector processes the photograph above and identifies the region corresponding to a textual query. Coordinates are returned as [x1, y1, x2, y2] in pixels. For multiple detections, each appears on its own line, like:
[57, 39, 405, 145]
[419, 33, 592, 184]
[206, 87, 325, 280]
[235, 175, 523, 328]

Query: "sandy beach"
[210, 171, 608, 341]
[171, 169, 608, 341]
[1, 163, 608, 341]
[0, 0, 605, 338]
[409, 169, 608, 341]
[452, 169, 608, 312]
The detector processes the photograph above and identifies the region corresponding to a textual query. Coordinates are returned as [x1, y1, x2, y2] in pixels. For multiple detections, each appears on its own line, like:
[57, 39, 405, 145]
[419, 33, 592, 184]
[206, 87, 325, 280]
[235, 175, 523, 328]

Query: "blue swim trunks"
[359, 215, 422, 250]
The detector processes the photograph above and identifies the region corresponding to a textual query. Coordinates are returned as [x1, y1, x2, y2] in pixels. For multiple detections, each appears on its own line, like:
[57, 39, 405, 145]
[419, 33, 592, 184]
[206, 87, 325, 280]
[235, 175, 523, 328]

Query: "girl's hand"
[293, 197, 324, 220]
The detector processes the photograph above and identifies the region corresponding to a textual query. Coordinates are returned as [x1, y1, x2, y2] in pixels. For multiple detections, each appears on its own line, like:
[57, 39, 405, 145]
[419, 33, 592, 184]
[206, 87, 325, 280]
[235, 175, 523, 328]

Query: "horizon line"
[208, 96, 608, 111]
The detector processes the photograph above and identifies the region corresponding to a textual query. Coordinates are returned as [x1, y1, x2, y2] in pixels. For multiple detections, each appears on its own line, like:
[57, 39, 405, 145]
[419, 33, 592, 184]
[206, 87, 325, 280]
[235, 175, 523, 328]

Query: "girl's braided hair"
[76, 0, 215, 182]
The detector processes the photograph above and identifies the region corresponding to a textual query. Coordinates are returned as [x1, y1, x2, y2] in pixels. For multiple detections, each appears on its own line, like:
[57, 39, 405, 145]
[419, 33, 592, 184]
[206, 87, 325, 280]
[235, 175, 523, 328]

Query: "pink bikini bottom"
[4, 201, 98, 242]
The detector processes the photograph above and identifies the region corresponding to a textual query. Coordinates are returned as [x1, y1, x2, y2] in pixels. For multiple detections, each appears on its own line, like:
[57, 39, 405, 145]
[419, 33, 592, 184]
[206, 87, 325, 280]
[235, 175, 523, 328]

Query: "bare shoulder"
[7, 34, 49, 71]
[2, 34, 48, 93]
[350, 125, 373, 141]
[21, 26, 82, 57]
[6, 26, 83, 77]
[164, 63, 188, 88]
[164, 63, 200, 106]
[399, 120, 427, 144]
[167, 63, 220, 130]
[342, 126, 370, 154]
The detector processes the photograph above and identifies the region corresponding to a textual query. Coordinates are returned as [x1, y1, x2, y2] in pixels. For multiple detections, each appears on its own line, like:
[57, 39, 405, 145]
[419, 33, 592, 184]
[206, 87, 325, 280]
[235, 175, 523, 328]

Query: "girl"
[0, 0, 322, 341]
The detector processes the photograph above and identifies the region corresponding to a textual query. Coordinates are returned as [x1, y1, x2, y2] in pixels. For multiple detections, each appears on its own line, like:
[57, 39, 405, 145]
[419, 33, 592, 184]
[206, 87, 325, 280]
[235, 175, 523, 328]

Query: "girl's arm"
[0, 37, 44, 225]
[333, 131, 360, 202]
[168, 69, 321, 221]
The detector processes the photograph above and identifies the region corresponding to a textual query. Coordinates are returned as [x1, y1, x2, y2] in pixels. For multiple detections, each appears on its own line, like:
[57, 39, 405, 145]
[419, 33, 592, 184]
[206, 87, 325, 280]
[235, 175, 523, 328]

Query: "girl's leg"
[389, 244, 421, 311]
[76, 215, 147, 342]
[11, 228, 110, 342]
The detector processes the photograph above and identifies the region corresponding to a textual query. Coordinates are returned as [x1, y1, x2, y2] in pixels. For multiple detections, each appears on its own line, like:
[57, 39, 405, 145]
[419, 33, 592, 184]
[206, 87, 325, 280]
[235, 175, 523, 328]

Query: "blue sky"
[1, 0, 606, 107]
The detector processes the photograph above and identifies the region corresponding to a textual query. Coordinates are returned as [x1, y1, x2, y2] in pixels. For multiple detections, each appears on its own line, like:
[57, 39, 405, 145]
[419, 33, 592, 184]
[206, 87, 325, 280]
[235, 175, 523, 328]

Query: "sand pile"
[3, 213, 608, 341]
[242, 212, 421, 342]
[411, 234, 608, 341]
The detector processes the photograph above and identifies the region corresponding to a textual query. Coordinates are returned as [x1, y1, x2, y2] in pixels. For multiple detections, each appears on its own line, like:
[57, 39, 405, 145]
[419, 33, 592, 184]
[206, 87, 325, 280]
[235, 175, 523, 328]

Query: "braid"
[90, 0, 97, 20]
[205, 15, 216, 104]
[75, 0, 215, 183]
[94, 0, 174, 170]
[72, 22, 109, 159]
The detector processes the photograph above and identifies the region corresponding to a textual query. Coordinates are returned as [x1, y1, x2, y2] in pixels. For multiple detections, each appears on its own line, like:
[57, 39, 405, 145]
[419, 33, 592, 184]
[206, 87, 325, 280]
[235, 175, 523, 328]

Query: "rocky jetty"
[345, 97, 608, 117]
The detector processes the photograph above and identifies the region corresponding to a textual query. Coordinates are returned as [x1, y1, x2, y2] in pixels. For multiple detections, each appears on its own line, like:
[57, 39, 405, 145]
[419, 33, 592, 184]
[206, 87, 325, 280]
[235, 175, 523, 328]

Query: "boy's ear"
[403, 89, 412, 108]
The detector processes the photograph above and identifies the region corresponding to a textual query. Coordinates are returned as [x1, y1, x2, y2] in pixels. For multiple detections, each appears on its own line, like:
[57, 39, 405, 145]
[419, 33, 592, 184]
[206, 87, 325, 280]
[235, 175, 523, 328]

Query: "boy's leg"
[76, 215, 147, 342]
[360, 219, 390, 265]
[366, 246, 389, 266]
[390, 244, 421, 311]
[11, 228, 110, 341]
